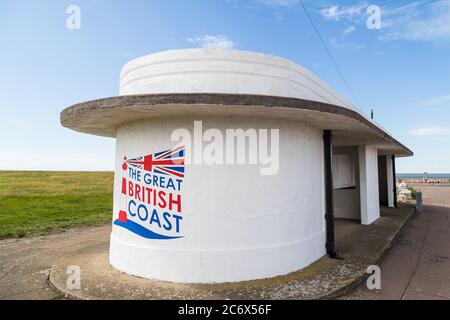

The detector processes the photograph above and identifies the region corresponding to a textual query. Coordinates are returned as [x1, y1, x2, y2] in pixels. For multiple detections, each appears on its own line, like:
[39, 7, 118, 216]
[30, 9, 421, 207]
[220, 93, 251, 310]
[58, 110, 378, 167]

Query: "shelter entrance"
[332, 146, 396, 225]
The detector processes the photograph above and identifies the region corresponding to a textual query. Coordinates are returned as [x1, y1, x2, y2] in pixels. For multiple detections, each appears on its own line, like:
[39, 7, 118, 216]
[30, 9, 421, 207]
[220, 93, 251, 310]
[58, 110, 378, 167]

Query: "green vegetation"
[409, 187, 418, 200]
[0, 171, 113, 239]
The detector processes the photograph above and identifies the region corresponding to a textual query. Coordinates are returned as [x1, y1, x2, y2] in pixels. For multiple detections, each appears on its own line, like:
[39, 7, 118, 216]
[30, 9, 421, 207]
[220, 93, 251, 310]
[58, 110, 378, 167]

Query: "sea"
[397, 173, 450, 179]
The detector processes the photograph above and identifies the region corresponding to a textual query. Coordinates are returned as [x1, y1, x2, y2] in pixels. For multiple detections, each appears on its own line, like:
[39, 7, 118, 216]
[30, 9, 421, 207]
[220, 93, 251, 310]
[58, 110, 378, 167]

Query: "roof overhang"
[61, 93, 413, 157]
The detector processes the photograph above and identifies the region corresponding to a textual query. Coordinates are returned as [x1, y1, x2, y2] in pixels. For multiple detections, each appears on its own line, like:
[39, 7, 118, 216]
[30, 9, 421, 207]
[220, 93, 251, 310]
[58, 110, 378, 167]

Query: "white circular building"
[61, 48, 412, 283]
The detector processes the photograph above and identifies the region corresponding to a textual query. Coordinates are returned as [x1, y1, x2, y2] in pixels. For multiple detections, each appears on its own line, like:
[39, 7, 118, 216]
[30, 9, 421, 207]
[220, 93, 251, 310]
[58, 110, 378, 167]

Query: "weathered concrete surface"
[0, 225, 111, 300]
[48, 205, 413, 300]
[342, 185, 450, 300]
[60, 93, 412, 157]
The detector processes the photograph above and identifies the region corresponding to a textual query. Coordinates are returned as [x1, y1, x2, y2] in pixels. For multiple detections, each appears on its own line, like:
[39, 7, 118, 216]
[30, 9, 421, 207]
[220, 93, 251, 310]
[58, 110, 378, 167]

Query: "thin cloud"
[186, 35, 235, 49]
[318, 0, 450, 43]
[418, 94, 450, 107]
[382, 0, 428, 16]
[320, 2, 368, 21]
[380, 1, 450, 42]
[343, 26, 356, 35]
[410, 126, 450, 136]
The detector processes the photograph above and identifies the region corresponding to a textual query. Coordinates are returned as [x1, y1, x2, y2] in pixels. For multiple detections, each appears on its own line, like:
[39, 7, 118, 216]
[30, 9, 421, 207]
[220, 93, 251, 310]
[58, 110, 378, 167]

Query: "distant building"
[61, 49, 413, 283]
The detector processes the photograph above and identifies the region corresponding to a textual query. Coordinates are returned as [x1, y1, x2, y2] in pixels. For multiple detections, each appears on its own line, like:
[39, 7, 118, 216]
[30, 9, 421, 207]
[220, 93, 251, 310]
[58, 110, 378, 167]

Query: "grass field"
[0, 171, 113, 239]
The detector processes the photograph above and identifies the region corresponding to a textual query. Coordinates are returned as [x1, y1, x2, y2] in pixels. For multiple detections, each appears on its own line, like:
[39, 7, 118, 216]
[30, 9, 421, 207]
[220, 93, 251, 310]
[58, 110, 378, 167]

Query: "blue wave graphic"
[114, 219, 182, 240]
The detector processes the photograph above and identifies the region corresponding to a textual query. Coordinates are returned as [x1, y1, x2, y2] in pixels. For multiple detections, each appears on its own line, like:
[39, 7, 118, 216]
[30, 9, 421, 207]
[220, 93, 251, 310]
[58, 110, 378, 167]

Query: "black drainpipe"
[392, 155, 398, 207]
[323, 130, 337, 258]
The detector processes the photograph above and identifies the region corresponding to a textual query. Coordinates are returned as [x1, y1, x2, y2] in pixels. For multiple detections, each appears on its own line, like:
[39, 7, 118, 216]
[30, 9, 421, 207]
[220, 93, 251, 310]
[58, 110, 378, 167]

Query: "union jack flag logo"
[124, 145, 185, 178]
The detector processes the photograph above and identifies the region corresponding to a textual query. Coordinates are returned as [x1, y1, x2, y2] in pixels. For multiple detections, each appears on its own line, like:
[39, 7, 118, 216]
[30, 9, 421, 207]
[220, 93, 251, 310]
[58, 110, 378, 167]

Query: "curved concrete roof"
[61, 49, 412, 157]
[119, 48, 356, 110]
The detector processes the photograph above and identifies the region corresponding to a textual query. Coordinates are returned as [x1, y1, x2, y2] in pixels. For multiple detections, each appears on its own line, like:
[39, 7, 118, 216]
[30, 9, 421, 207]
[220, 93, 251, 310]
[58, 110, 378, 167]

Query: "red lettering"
[123, 180, 183, 214]
[158, 190, 167, 209]
[135, 184, 141, 201]
[128, 181, 134, 197]
[169, 193, 182, 213]
[146, 188, 152, 205]
[141, 185, 145, 203]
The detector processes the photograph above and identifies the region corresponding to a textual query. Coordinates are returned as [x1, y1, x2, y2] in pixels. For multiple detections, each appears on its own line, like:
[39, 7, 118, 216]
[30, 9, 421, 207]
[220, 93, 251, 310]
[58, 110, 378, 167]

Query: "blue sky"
[0, 0, 449, 172]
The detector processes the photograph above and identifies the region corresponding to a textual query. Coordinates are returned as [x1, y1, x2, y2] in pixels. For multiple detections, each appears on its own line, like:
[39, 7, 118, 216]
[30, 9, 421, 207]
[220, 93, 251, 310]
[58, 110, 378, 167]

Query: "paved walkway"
[342, 185, 450, 300]
[48, 205, 412, 300]
[0, 225, 111, 299]
[1, 185, 449, 300]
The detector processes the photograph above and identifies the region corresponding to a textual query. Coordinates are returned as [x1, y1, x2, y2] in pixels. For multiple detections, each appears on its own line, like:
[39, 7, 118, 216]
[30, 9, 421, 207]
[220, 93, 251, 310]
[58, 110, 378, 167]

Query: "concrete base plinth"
[49, 205, 414, 300]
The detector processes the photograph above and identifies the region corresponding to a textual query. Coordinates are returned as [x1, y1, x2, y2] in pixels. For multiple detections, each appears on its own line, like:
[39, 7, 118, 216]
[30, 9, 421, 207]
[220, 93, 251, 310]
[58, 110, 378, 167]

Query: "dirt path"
[0, 225, 111, 299]
[342, 185, 450, 299]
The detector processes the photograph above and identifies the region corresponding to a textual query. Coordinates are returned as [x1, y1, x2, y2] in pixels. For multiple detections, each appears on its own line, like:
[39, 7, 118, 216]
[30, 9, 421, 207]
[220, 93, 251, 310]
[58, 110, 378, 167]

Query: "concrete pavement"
[342, 185, 450, 299]
[1, 185, 449, 300]
[48, 205, 413, 300]
[0, 225, 111, 300]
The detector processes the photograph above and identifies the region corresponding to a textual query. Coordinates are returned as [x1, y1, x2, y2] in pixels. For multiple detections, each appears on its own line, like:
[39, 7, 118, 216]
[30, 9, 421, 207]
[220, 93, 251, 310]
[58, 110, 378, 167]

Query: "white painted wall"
[120, 48, 356, 111]
[386, 155, 395, 208]
[359, 146, 380, 225]
[109, 116, 326, 283]
[333, 154, 356, 189]
[333, 147, 360, 220]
